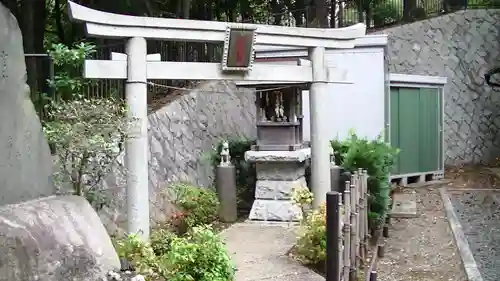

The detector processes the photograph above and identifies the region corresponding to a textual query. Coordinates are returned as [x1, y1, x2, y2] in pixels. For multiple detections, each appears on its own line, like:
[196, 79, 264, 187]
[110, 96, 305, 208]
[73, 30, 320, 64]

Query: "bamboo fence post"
[356, 168, 362, 264]
[363, 169, 369, 257]
[357, 169, 365, 261]
[338, 194, 343, 281]
[343, 181, 351, 281]
[352, 174, 360, 270]
[349, 175, 357, 280]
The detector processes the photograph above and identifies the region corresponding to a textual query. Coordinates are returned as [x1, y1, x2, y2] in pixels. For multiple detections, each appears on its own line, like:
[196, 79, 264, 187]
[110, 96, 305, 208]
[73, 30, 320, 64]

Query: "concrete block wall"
[100, 81, 256, 232]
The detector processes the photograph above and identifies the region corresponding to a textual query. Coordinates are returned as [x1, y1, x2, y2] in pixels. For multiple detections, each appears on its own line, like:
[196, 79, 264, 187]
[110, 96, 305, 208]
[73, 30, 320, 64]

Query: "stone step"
[390, 191, 418, 218]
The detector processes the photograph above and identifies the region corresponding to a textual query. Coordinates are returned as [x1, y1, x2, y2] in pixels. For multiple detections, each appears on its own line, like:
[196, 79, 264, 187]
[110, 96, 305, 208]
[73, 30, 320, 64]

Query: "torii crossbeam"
[67, 1, 367, 240]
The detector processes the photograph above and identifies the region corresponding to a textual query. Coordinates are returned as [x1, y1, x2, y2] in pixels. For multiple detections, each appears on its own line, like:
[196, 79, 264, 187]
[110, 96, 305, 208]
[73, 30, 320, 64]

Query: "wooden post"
[349, 174, 358, 276]
[338, 194, 343, 281]
[377, 244, 385, 258]
[365, 171, 368, 256]
[360, 169, 366, 257]
[363, 169, 370, 255]
[326, 192, 341, 281]
[343, 181, 351, 281]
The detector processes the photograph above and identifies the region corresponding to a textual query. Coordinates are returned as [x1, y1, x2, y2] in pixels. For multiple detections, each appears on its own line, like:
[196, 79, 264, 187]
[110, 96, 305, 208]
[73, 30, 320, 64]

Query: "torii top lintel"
[67, 1, 367, 48]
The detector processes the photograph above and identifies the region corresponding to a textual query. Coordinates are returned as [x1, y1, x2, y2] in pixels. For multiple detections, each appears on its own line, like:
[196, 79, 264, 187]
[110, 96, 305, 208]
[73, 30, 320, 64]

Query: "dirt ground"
[376, 166, 500, 281]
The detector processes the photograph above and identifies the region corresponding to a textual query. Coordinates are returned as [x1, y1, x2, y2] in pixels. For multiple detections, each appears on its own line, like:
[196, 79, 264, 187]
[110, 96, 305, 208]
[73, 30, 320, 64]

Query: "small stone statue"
[274, 92, 281, 121]
[220, 141, 231, 166]
[329, 146, 335, 165]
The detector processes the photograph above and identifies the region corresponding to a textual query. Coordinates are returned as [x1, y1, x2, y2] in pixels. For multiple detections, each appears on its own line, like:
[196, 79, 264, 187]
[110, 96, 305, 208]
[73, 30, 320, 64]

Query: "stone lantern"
[244, 84, 311, 222]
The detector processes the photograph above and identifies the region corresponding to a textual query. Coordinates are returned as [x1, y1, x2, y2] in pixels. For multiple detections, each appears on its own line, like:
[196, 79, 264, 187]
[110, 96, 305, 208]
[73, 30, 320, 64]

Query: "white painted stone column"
[125, 37, 150, 240]
[309, 46, 331, 208]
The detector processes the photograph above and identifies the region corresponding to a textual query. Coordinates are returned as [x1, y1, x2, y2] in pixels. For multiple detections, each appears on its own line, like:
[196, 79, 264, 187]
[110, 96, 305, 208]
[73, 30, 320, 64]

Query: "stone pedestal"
[245, 148, 311, 221]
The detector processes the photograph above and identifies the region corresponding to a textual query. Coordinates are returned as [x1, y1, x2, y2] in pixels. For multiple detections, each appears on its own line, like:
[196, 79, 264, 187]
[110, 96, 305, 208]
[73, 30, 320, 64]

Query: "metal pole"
[125, 37, 150, 240]
[309, 46, 331, 208]
[326, 191, 340, 281]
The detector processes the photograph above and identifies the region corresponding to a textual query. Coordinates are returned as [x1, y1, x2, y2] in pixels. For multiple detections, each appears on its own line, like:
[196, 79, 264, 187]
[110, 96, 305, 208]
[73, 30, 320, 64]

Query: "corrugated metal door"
[390, 87, 441, 175]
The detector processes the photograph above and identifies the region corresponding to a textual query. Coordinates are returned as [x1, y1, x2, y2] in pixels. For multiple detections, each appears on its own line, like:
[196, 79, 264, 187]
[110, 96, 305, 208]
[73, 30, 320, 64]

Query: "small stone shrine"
[244, 85, 311, 221]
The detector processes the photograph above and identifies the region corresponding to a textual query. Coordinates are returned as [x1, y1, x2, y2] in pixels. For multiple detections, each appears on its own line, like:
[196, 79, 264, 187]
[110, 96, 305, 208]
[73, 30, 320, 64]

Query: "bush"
[162, 225, 235, 281]
[331, 131, 398, 229]
[170, 182, 220, 232]
[205, 138, 256, 214]
[150, 228, 178, 256]
[114, 233, 164, 280]
[43, 42, 130, 210]
[115, 226, 235, 281]
[294, 202, 327, 265]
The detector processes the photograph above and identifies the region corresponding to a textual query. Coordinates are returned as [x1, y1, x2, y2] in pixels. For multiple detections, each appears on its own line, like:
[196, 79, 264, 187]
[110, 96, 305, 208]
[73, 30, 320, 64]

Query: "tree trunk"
[270, 0, 283, 25]
[20, 0, 47, 99]
[54, 0, 66, 45]
[356, 0, 365, 23]
[312, 0, 329, 27]
[329, 0, 337, 28]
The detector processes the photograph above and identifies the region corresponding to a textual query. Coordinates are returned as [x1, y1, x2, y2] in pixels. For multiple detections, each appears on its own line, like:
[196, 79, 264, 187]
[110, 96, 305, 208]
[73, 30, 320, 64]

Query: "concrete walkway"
[221, 221, 324, 281]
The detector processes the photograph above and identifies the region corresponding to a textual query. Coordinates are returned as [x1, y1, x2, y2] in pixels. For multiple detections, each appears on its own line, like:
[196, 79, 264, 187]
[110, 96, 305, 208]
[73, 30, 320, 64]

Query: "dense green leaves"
[169, 183, 220, 232]
[43, 42, 130, 210]
[331, 131, 399, 228]
[115, 225, 235, 281]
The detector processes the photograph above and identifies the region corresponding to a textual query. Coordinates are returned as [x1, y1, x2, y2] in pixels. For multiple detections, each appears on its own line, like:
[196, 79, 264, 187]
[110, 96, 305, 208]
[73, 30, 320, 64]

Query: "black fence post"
[326, 191, 340, 281]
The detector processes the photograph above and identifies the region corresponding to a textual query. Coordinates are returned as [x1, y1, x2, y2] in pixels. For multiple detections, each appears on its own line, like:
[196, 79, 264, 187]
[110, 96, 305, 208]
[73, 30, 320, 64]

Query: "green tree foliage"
[42, 42, 130, 210]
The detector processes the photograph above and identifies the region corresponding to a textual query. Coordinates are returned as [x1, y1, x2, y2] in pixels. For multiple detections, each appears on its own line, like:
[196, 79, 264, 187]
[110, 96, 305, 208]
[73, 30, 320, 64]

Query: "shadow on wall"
[378, 9, 500, 165]
[99, 80, 257, 234]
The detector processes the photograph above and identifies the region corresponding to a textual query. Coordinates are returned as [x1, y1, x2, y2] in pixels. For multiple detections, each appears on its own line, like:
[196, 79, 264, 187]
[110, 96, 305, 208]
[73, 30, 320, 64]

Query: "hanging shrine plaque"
[221, 25, 256, 72]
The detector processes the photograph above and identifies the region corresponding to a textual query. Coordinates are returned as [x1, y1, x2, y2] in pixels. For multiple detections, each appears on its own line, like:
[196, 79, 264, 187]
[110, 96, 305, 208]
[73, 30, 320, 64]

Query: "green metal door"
[390, 87, 441, 175]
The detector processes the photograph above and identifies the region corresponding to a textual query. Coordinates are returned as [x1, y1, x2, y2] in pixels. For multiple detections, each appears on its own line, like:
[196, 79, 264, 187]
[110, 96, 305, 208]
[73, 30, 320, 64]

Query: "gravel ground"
[376, 187, 467, 281]
[449, 190, 500, 281]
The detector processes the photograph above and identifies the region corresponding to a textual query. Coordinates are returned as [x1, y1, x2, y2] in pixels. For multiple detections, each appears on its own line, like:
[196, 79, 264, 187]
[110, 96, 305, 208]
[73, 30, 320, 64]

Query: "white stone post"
[125, 37, 150, 240]
[309, 46, 331, 208]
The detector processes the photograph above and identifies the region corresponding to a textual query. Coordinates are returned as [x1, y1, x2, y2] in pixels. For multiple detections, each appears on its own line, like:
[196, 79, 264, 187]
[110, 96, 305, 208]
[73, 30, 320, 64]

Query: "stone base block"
[256, 162, 306, 181]
[255, 176, 307, 200]
[249, 199, 302, 222]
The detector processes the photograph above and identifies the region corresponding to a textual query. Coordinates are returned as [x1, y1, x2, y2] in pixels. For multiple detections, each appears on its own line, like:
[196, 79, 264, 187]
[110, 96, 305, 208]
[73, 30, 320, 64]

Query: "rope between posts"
[126, 80, 297, 93]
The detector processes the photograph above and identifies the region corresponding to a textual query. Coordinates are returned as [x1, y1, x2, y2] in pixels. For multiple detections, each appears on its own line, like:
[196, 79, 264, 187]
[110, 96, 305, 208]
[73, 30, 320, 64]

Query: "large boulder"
[0, 195, 121, 281]
[0, 1, 55, 205]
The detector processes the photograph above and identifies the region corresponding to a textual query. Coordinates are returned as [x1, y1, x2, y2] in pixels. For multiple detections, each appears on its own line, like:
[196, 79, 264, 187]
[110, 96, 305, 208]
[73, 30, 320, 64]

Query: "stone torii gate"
[67, 1, 367, 240]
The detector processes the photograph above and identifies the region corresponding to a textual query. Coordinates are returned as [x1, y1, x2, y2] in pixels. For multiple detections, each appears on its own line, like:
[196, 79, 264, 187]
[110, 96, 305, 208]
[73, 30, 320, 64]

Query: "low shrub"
[294, 202, 327, 265]
[114, 233, 164, 280]
[205, 138, 256, 214]
[291, 186, 346, 266]
[170, 182, 220, 233]
[162, 225, 235, 281]
[115, 226, 235, 281]
[150, 228, 177, 256]
[331, 131, 398, 229]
